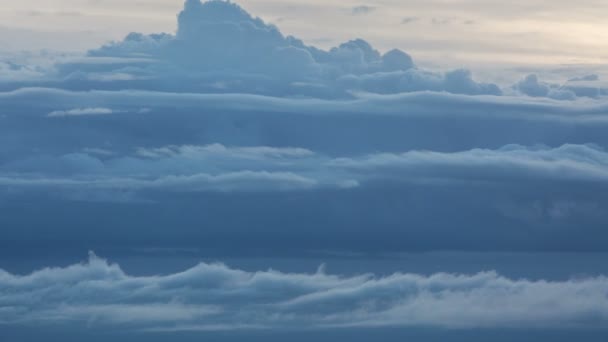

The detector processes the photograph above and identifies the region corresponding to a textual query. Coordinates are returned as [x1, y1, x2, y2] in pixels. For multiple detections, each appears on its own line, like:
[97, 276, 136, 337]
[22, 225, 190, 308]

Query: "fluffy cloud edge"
[0, 143, 606, 201]
[2, 143, 607, 194]
[3, 87, 608, 125]
[1, 252, 607, 331]
[47, 107, 114, 117]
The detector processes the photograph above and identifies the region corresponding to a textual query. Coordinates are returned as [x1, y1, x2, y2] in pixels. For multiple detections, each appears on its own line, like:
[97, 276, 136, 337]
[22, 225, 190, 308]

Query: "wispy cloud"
[351, 5, 376, 15]
[401, 16, 419, 24]
[47, 107, 114, 117]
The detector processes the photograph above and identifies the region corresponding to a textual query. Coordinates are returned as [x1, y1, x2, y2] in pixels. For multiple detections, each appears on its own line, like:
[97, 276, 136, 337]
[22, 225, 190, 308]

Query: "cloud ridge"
[1, 253, 608, 331]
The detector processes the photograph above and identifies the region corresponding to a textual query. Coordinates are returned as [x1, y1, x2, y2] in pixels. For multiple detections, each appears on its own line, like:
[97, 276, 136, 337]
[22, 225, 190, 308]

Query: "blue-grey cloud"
[351, 6, 376, 15]
[47, 107, 115, 117]
[513, 74, 576, 100]
[3, 87, 608, 123]
[2, 0, 608, 257]
[1, 3, 608, 341]
[2, 0, 505, 98]
[2, 143, 608, 194]
[3, 0, 606, 100]
[1, 142, 607, 254]
[1, 253, 607, 331]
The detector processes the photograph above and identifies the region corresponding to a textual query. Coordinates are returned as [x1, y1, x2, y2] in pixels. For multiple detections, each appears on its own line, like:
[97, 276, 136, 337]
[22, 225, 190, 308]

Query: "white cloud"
[2, 0, 608, 68]
[0, 171, 322, 193]
[0, 0, 607, 276]
[1, 144, 608, 195]
[47, 107, 114, 117]
[1, 253, 607, 330]
[51, 0, 503, 98]
[513, 74, 577, 100]
[4, 1, 608, 99]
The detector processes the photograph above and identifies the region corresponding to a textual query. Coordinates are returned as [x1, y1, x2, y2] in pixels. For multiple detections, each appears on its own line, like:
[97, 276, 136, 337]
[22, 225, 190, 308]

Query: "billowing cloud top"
[2, 1, 608, 338]
[92, 0, 415, 76]
[1, 253, 607, 331]
[26, 0, 509, 98]
[2, 1, 608, 261]
[4, 0, 607, 100]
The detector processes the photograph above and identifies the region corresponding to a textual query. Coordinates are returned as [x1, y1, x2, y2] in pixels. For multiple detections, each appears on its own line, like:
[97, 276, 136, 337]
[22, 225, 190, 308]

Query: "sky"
[1, 0, 608, 68]
[1, 0, 608, 341]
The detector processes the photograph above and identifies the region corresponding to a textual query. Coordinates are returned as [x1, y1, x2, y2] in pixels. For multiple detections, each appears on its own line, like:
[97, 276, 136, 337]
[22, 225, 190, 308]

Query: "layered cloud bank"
[2, 0, 608, 254]
[2, 143, 608, 193]
[2, 3, 608, 338]
[1, 253, 607, 331]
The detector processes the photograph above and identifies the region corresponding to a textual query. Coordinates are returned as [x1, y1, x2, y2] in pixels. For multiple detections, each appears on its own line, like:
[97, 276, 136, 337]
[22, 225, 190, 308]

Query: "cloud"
[401, 17, 419, 24]
[29, 0, 501, 98]
[331, 144, 608, 183]
[47, 107, 114, 117]
[351, 6, 376, 15]
[4, 0, 604, 100]
[3, 87, 608, 165]
[3, 142, 607, 254]
[0, 140, 608, 239]
[562, 74, 608, 99]
[0, 171, 323, 193]
[0, 144, 355, 193]
[513, 74, 576, 100]
[2, 143, 608, 195]
[1, 0, 608, 257]
[569, 74, 600, 82]
[1, 253, 607, 331]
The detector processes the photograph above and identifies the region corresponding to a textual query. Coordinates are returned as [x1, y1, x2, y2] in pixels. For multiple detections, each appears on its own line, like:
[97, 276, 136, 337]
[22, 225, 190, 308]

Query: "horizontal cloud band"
[1, 253, 607, 331]
[2, 143, 608, 194]
[4, 88, 608, 123]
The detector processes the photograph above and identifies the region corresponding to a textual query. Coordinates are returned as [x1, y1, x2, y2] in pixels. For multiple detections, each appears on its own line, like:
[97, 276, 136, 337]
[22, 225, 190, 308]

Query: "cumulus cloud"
[38, 0, 501, 98]
[1, 253, 607, 330]
[2, 0, 608, 259]
[513, 74, 575, 100]
[512, 73, 608, 100]
[0, 1, 605, 101]
[562, 74, 608, 99]
[3, 0, 604, 101]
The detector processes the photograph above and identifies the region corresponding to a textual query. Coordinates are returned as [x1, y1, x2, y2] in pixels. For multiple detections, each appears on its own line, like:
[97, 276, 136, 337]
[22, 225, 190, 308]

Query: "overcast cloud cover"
[1, 0, 608, 340]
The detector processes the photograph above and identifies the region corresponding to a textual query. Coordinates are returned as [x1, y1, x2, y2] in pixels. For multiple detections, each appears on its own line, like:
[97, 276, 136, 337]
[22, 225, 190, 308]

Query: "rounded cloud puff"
[1, 253, 608, 330]
[78, 0, 501, 97]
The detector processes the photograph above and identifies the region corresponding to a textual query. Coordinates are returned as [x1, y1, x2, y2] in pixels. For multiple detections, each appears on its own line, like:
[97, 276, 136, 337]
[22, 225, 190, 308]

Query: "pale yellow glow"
[0, 0, 606, 69]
